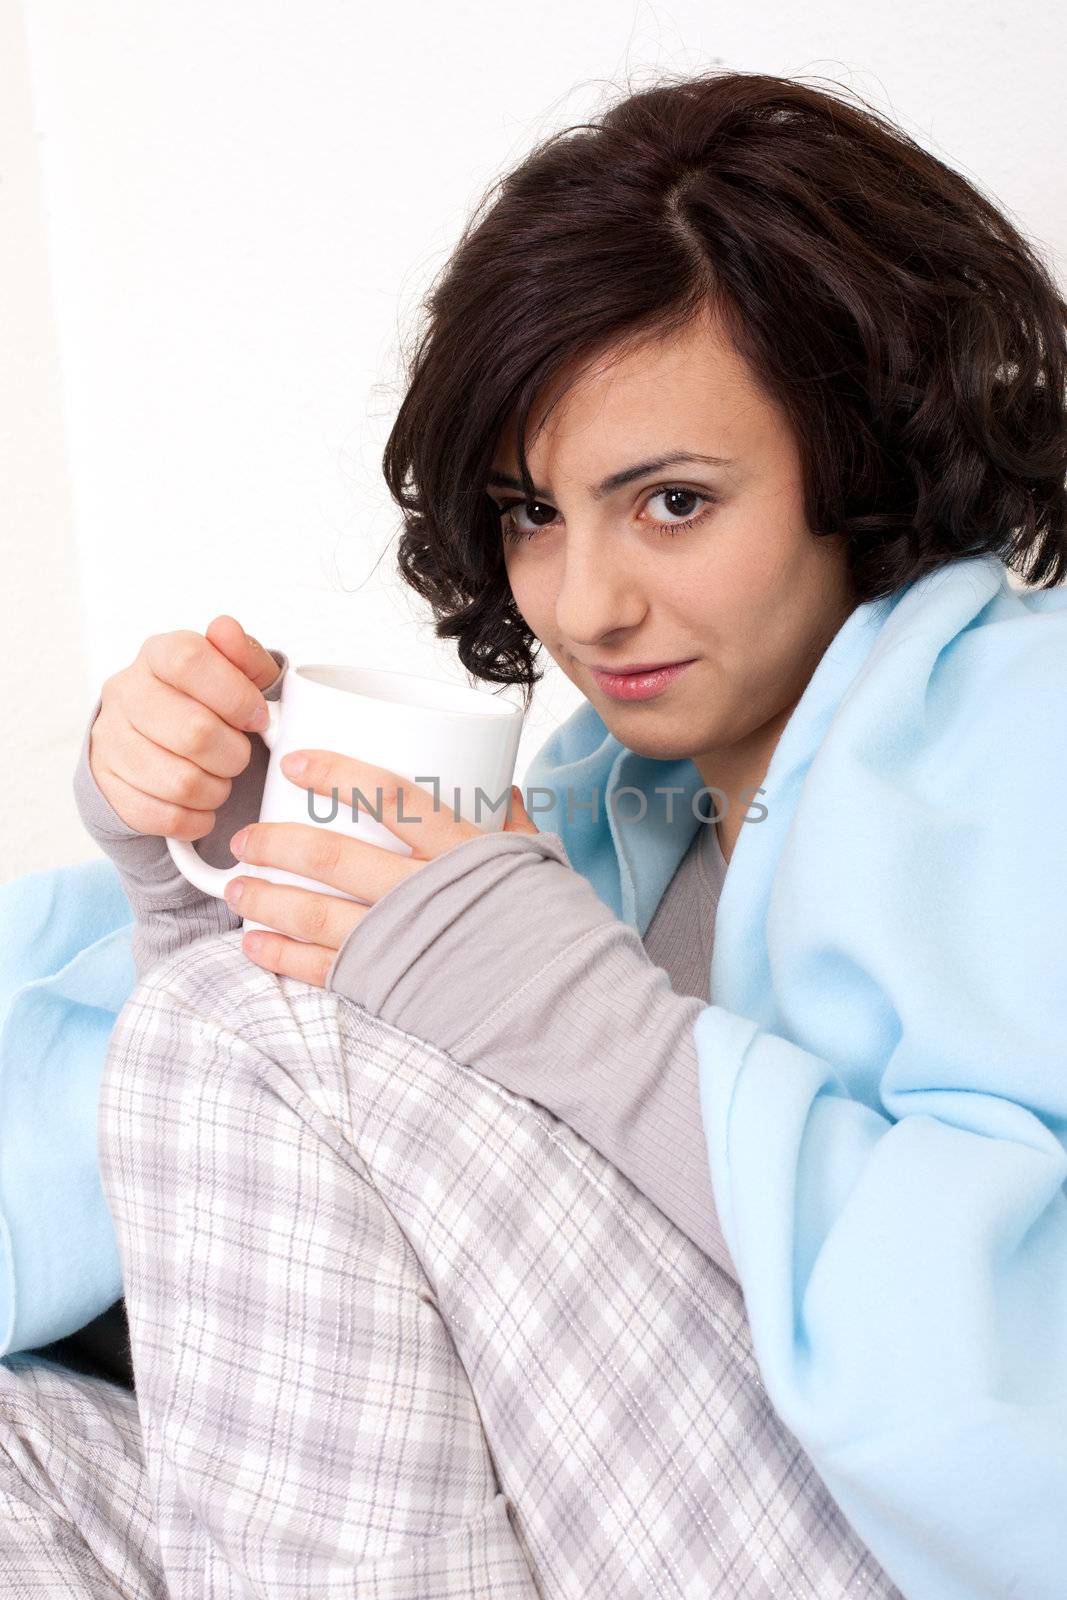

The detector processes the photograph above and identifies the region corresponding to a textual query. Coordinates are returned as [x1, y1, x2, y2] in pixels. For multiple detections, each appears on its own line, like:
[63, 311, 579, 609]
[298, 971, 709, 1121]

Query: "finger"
[205, 614, 282, 692]
[91, 757, 223, 841]
[231, 820, 422, 902]
[239, 928, 338, 988]
[104, 719, 234, 813]
[278, 751, 483, 859]
[143, 629, 273, 736]
[120, 675, 255, 778]
[224, 874, 370, 949]
[502, 784, 539, 835]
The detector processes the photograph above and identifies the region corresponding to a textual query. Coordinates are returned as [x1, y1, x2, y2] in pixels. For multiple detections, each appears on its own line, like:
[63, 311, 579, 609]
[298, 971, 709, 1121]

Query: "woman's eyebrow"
[485, 452, 735, 502]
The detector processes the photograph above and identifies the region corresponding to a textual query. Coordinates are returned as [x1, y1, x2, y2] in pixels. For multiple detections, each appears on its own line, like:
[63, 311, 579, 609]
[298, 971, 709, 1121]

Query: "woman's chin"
[597, 712, 705, 764]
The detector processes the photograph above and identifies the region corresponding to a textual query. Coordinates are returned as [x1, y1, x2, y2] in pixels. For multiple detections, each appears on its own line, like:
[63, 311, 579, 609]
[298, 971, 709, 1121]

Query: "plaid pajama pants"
[0, 929, 901, 1599]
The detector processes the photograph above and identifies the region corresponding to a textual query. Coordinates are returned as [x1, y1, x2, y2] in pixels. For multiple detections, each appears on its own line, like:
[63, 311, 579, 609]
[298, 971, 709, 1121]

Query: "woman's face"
[490, 307, 858, 822]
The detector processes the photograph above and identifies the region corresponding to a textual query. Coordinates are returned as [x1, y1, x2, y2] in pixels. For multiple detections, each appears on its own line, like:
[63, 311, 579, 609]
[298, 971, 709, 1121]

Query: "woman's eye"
[645, 487, 706, 524]
[498, 500, 559, 542]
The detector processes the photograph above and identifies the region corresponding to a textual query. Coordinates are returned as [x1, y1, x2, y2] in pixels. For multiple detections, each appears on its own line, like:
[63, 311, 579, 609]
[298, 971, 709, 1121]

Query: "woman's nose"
[554, 533, 647, 644]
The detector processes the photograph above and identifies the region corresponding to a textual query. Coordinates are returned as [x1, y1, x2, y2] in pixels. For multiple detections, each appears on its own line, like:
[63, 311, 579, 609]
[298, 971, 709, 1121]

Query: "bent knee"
[99, 932, 279, 1168]
[100, 932, 267, 1109]
[123, 928, 292, 1037]
[136, 927, 248, 998]
[104, 928, 342, 1101]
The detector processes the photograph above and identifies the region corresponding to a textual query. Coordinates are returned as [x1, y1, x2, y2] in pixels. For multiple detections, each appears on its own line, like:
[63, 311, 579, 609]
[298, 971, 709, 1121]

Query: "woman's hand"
[87, 615, 279, 839]
[225, 749, 540, 986]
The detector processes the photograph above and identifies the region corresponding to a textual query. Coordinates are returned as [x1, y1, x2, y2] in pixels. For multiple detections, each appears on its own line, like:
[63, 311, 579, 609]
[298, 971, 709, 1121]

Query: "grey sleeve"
[326, 830, 736, 1283]
[72, 650, 289, 984]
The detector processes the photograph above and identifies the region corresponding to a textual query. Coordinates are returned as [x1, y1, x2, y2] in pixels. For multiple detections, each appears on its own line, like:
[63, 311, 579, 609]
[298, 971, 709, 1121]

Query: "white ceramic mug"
[166, 661, 525, 935]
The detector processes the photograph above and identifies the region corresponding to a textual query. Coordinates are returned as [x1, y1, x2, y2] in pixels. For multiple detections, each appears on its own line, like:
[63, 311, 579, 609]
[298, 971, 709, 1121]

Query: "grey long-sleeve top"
[73, 650, 736, 1282]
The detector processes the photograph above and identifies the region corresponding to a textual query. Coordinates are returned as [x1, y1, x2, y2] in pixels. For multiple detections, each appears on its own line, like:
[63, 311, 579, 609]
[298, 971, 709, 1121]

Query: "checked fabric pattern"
[1, 930, 899, 1598]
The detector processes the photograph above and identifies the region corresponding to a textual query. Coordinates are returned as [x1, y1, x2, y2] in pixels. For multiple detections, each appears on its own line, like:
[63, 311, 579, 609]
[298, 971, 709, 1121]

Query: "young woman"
[3, 68, 1065, 1600]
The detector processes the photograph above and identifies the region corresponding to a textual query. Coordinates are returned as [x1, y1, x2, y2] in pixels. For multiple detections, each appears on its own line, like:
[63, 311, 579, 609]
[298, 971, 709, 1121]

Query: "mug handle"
[165, 700, 282, 898]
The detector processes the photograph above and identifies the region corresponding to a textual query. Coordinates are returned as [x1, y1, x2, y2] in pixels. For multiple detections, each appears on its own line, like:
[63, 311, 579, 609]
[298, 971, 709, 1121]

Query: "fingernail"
[231, 827, 249, 856]
[225, 879, 243, 906]
[245, 703, 269, 732]
[283, 752, 308, 777]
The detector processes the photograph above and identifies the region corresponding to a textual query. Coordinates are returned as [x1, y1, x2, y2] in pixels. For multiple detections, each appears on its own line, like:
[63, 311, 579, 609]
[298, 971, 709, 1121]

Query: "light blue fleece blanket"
[0, 859, 134, 1356]
[524, 552, 1067, 1600]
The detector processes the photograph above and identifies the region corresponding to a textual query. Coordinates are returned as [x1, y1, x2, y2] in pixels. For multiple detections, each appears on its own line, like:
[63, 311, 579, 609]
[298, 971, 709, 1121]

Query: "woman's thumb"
[205, 614, 279, 690]
[504, 784, 539, 835]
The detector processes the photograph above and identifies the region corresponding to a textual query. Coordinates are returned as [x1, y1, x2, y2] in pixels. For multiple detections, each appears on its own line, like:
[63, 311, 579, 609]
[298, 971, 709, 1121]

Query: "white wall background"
[3, 0, 1065, 881]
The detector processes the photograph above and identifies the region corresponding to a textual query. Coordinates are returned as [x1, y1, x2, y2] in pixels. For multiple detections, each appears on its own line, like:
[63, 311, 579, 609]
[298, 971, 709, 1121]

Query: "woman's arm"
[72, 649, 288, 983]
[325, 830, 737, 1282]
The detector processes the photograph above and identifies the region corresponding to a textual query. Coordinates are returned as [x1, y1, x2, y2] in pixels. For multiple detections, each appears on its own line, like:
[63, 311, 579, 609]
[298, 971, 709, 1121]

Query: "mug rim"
[291, 662, 524, 721]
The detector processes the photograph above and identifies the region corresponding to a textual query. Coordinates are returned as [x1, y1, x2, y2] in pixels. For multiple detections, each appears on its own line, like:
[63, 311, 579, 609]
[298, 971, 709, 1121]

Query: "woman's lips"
[588, 660, 696, 701]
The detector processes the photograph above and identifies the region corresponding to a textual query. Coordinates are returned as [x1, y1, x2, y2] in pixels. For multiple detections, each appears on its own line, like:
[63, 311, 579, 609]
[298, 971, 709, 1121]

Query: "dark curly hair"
[382, 69, 1067, 713]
